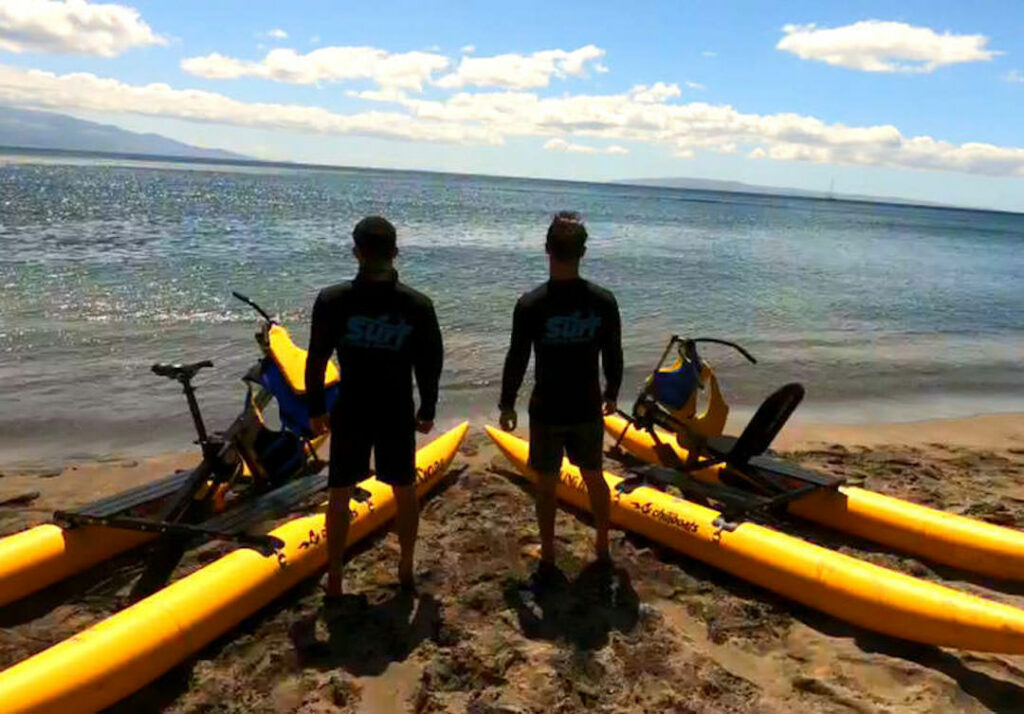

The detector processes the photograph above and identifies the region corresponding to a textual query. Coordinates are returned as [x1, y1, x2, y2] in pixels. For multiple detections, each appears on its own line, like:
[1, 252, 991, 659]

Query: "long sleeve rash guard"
[500, 278, 623, 424]
[305, 272, 443, 423]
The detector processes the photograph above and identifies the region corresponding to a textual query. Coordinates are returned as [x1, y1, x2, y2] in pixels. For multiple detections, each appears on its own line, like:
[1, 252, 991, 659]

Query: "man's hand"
[499, 407, 518, 432]
[602, 400, 617, 416]
[415, 418, 434, 434]
[309, 414, 331, 437]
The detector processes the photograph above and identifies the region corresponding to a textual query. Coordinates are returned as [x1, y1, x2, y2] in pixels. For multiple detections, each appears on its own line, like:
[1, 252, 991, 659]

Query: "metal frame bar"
[618, 416, 844, 526]
[54, 512, 284, 553]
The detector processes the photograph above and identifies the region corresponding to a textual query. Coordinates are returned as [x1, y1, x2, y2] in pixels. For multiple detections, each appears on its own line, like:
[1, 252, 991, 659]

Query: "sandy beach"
[2, 413, 1024, 712]
[3, 3, 1023, 709]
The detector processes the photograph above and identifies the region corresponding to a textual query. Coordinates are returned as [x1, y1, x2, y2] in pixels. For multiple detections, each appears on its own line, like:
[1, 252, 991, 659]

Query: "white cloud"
[1006, 69, 1024, 83]
[686, 81, 705, 90]
[701, 51, 716, 58]
[181, 53, 249, 80]
[0, 0, 166, 57]
[777, 20, 999, 73]
[543, 138, 628, 155]
[181, 46, 450, 91]
[362, 84, 1024, 177]
[310, 34, 320, 45]
[435, 45, 605, 89]
[265, 28, 288, 41]
[0, 64, 500, 144]
[181, 44, 608, 92]
[4, 60, 1024, 178]
[628, 82, 681, 103]
[461, 44, 475, 54]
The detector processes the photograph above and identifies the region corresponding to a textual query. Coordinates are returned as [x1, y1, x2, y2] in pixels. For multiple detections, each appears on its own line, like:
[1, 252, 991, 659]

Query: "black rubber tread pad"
[672, 473, 767, 510]
[67, 470, 194, 518]
[201, 474, 328, 534]
[634, 464, 683, 487]
[619, 465, 764, 510]
[746, 455, 844, 488]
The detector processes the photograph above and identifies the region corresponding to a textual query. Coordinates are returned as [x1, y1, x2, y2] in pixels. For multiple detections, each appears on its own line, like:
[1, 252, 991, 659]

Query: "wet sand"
[2, 415, 1024, 712]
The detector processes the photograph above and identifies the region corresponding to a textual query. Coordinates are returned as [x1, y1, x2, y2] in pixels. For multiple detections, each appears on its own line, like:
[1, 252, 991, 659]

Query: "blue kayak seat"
[257, 359, 339, 440]
[651, 358, 701, 410]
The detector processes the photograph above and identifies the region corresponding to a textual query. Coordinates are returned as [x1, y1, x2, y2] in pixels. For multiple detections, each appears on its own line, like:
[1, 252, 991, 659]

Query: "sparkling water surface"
[1, 156, 1022, 465]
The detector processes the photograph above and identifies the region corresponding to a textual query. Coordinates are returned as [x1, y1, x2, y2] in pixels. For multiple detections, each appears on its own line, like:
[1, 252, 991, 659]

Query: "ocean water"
[1, 155, 1022, 466]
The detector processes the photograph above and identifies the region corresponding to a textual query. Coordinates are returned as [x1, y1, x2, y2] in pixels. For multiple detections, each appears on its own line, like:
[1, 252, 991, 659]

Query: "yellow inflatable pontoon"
[605, 414, 1024, 582]
[486, 425, 1024, 654]
[0, 422, 467, 713]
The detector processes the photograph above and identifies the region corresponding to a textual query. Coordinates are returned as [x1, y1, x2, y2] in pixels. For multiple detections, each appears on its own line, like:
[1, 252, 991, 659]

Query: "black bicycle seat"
[151, 360, 214, 382]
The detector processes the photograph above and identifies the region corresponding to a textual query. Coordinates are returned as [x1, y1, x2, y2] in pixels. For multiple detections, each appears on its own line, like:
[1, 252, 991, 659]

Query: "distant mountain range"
[613, 176, 946, 208]
[0, 105, 244, 161]
[0, 105, 996, 212]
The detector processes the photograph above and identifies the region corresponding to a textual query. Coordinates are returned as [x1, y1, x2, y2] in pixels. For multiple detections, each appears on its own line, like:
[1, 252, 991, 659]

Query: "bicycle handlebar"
[673, 336, 758, 364]
[231, 291, 276, 324]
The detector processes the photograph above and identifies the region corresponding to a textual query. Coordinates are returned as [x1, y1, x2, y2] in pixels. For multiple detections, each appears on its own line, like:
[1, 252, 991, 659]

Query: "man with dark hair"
[306, 215, 443, 599]
[499, 211, 623, 570]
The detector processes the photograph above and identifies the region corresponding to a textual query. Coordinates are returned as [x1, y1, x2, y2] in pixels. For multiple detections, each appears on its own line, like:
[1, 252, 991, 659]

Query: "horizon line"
[2, 144, 1020, 218]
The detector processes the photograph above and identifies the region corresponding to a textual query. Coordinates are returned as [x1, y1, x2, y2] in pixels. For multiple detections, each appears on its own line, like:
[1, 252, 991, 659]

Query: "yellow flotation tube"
[0, 525, 153, 609]
[605, 414, 1024, 582]
[267, 324, 339, 392]
[0, 422, 468, 713]
[486, 425, 1024, 653]
[0, 431, 328, 609]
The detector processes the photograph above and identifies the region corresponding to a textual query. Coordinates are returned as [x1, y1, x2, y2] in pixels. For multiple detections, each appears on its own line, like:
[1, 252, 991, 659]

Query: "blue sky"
[1, 0, 1022, 210]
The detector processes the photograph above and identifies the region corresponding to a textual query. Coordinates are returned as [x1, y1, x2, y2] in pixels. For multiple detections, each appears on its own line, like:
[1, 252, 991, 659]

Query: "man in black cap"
[499, 211, 623, 571]
[306, 216, 443, 599]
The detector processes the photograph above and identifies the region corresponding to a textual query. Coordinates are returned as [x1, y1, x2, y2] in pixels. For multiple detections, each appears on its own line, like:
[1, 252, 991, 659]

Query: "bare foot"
[520, 543, 542, 560]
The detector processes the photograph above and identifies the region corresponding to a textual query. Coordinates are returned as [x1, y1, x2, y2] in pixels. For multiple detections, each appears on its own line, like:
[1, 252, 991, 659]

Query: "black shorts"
[329, 416, 416, 488]
[528, 418, 604, 474]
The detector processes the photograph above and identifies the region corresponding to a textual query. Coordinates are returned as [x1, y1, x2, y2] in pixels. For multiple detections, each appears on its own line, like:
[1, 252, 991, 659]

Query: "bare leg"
[393, 484, 419, 587]
[325, 486, 353, 597]
[580, 469, 611, 561]
[536, 472, 558, 565]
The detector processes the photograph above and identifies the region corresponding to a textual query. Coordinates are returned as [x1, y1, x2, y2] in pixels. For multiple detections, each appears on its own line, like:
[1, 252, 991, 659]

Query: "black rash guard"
[305, 271, 443, 423]
[500, 278, 623, 424]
